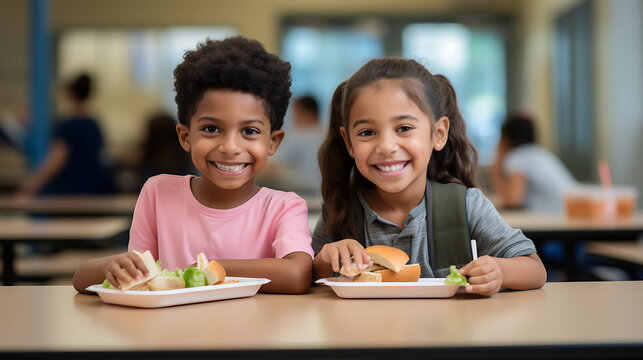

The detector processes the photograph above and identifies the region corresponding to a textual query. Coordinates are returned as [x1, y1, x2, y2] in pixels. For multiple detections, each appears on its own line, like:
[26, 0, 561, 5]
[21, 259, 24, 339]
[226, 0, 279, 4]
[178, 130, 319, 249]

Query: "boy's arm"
[72, 254, 120, 294]
[216, 251, 312, 294]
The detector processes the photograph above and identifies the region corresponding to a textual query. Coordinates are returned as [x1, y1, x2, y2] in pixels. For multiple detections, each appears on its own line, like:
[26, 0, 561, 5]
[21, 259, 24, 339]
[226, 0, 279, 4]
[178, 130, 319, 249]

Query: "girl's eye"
[202, 125, 219, 134]
[242, 128, 259, 136]
[357, 129, 375, 137]
[397, 125, 413, 133]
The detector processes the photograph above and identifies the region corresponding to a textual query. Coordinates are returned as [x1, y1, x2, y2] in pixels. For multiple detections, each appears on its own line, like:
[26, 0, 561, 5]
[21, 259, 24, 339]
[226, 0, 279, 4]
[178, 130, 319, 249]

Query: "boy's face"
[176, 89, 284, 191]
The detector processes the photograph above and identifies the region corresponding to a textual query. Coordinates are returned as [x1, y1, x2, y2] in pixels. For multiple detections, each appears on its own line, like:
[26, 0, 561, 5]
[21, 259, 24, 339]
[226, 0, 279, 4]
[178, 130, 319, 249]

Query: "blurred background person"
[15, 73, 116, 197]
[136, 112, 193, 191]
[490, 112, 577, 213]
[260, 95, 325, 197]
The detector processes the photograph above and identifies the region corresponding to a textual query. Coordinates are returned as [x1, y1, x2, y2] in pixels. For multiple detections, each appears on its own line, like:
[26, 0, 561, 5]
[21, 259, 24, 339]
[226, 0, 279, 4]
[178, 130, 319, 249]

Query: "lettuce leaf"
[102, 278, 116, 289]
[182, 266, 206, 288]
[444, 265, 469, 286]
[160, 269, 180, 277]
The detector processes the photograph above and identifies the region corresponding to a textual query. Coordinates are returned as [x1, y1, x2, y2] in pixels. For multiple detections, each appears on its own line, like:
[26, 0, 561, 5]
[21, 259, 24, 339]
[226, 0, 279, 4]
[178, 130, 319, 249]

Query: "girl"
[73, 37, 313, 294]
[312, 58, 546, 296]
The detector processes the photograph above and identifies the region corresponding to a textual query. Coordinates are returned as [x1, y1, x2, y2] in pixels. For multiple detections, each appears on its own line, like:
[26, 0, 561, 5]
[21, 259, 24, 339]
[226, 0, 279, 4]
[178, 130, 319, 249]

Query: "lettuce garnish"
[182, 266, 206, 288]
[444, 265, 469, 286]
[102, 278, 116, 289]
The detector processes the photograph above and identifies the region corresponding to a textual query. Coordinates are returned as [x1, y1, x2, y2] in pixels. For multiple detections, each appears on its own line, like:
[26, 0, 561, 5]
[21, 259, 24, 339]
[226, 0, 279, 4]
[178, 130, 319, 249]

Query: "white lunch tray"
[86, 276, 270, 308]
[316, 277, 460, 298]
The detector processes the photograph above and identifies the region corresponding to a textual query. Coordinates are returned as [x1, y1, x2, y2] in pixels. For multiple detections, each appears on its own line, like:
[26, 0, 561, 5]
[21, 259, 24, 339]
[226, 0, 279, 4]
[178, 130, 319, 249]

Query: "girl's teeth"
[214, 162, 245, 172]
[376, 163, 405, 172]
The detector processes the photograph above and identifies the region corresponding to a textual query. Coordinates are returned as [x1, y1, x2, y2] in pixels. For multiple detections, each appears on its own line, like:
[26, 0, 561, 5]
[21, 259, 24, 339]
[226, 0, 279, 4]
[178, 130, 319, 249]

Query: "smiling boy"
[73, 37, 314, 294]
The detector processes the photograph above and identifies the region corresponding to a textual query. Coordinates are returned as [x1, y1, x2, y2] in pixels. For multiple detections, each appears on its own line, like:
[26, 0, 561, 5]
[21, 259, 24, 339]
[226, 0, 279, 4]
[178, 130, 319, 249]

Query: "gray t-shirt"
[504, 144, 576, 212]
[312, 187, 536, 278]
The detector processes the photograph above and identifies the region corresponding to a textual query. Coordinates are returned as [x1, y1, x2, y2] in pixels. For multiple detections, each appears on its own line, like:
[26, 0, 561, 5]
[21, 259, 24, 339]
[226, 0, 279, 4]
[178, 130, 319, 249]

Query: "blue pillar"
[28, 0, 51, 168]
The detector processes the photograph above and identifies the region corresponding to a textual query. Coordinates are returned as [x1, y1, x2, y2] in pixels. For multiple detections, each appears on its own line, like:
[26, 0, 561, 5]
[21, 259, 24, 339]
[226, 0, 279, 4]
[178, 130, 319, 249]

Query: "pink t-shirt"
[128, 174, 314, 270]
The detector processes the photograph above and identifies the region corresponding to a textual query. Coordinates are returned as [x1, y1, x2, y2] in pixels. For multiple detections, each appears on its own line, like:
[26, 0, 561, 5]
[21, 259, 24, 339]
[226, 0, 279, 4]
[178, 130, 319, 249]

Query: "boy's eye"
[241, 128, 259, 136]
[397, 125, 413, 133]
[357, 129, 375, 137]
[202, 125, 219, 133]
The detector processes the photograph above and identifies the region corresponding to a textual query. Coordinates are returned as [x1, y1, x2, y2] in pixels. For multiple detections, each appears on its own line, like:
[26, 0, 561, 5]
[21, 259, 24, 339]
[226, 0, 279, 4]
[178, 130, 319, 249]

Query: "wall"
[596, 0, 643, 194]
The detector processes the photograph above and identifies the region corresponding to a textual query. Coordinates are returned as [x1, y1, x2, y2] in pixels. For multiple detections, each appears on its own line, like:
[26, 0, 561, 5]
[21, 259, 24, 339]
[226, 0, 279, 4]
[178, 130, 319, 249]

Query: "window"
[281, 17, 510, 164]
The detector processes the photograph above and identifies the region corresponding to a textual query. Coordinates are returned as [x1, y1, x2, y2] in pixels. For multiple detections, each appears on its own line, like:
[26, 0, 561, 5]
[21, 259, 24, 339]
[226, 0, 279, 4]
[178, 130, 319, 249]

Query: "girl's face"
[340, 80, 449, 196]
[176, 89, 283, 191]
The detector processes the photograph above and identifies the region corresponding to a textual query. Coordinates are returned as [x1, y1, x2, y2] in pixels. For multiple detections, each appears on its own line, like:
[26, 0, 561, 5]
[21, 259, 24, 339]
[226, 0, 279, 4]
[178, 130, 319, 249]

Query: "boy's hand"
[459, 255, 503, 296]
[105, 251, 150, 289]
[318, 239, 371, 274]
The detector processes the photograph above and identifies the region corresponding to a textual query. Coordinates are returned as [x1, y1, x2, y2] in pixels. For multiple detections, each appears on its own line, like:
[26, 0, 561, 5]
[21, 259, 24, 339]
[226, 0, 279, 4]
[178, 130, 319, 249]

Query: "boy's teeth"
[214, 162, 245, 172]
[376, 163, 405, 172]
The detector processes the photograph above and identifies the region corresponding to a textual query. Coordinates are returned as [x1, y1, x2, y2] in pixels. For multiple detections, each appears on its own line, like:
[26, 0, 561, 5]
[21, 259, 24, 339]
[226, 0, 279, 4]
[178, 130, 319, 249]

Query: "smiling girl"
[74, 37, 313, 294]
[312, 58, 546, 296]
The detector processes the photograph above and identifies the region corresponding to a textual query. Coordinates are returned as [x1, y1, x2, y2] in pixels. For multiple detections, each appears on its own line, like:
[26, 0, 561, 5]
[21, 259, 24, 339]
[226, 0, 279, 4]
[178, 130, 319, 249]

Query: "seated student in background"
[73, 36, 314, 294]
[490, 112, 576, 212]
[259, 95, 324, 197]
[16, 73, 116, 197]
[313, 58, 546, 296]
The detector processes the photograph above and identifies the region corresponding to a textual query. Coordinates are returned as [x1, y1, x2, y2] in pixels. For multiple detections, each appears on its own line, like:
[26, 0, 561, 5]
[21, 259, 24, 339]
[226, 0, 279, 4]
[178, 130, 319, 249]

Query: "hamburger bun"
[339, 263, 363, 277]
[119, 250, 161, 291]
[352, 271, 382, 282]
[376, 264, 421, 282]
[365, 245, 409, 273]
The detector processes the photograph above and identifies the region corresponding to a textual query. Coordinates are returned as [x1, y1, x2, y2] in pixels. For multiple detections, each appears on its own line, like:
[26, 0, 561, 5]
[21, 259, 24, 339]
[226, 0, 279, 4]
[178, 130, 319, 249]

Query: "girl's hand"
[104, 251, 150, 289]
[459, 255, 503, 296]
[318, 239, 371, 273]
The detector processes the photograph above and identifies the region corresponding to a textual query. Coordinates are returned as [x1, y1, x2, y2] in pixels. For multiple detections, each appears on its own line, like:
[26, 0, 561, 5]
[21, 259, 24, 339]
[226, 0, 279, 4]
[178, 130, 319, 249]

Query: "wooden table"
[500, 211, 643, 278]
[0, 216, 131, 285]
[500, 211, 643, 241]
[0, 195, 138, 216]
[586, 241, 643, 266]
[0, 282, 641, 359]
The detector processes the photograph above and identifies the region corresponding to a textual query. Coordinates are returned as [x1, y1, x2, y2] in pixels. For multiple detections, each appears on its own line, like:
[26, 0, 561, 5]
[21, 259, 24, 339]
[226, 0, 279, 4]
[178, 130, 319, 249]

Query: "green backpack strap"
[427, 181, 473, 272]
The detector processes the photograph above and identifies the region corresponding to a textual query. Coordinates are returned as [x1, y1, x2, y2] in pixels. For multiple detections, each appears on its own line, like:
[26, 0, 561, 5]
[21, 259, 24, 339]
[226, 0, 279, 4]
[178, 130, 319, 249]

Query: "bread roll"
[196, 252, 226, 285]
[203, 260, 226, 285]
[147, 276, 185, 291]
[376, 264, 421, 282]
[365, 245, 409, 273]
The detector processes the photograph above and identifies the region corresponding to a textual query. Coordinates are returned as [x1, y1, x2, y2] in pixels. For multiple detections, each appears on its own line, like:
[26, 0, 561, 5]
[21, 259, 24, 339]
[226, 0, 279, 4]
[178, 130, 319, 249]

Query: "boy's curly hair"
[173, 36, 292, 131]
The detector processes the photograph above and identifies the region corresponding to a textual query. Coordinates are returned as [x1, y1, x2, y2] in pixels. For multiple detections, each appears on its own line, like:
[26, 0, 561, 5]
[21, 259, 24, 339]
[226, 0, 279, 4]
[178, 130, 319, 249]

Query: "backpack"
[353, 180, 473, 275]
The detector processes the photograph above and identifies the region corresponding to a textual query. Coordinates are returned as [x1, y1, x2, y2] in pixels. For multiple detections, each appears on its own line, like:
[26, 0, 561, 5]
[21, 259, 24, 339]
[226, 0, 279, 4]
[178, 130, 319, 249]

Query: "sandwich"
[118, 250, 161, 291]
[338, 245, 421, 282]
[102, 251, 226, 291]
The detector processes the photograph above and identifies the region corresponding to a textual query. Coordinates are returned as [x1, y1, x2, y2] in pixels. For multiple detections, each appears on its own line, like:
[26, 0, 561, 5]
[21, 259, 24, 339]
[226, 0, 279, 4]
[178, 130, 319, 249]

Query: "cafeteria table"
[500, 211, 643, 279]
[0, 195, 138, 216]
[0, 281, 641, 359]
[0, 216, 131, 285]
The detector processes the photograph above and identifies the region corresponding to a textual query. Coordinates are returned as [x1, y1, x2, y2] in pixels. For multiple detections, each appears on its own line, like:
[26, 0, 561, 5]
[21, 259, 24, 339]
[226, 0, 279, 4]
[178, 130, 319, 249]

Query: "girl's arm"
[312, 239, 371, 281]
[495, 253, 547, 290]
[217, 251, 312, 294]
[459, 253, 546, 296]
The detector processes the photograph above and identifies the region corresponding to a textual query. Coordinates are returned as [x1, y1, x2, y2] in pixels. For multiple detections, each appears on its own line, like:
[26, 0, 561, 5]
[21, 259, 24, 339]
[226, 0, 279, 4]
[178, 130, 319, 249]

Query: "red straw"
[598, 160, 612, 189]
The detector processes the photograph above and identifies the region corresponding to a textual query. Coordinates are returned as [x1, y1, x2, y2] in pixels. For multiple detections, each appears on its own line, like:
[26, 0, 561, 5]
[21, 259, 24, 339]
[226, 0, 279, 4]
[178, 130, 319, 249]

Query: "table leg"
[2, 241, 16, 285]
